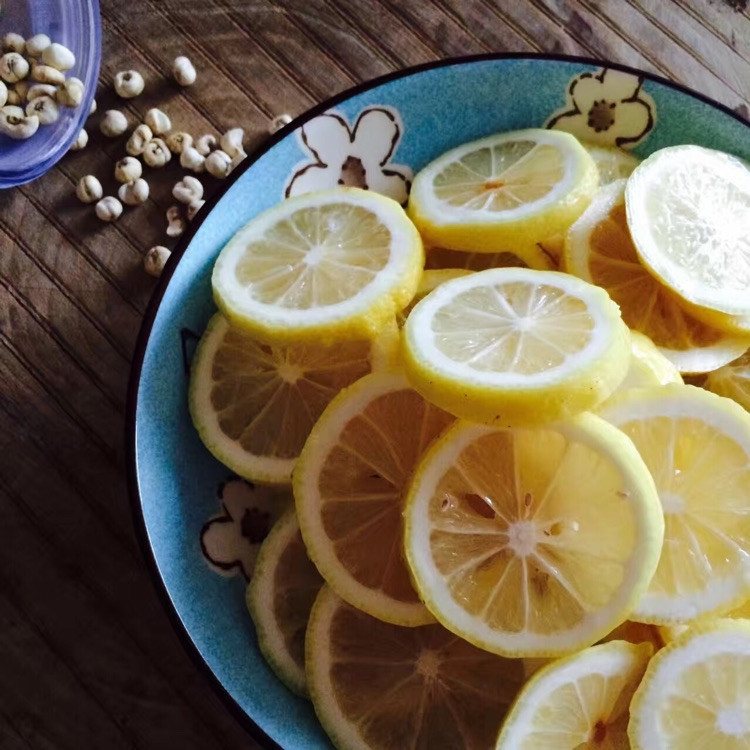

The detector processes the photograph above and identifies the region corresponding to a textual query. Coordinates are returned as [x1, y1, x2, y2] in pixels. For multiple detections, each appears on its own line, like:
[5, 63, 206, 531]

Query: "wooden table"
[1, 1, 748, 747]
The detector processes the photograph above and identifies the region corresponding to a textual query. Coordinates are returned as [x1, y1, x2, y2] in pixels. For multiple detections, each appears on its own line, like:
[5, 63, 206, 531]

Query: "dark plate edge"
[124, 51, 750, 749]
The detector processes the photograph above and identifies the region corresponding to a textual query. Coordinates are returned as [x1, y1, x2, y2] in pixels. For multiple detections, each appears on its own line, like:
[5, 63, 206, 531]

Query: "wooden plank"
[0, 354, 252, 749]
[1, 291, 123, 457]
[279, 0, 397, 81]
[633, 0, 750, 103]
[0, 710, 34, 750]
[2, 242, 130, 411]
[0, 341, 135, 542]
[98, 9, 243, 131]
[215, 0, 358, 101]
[159, 0, 315, 120]
[0, 435, 252, 750]
[433, 0, 538, 52]
[0, 182, 149, 330]
[671, 0, 750, 66]
[324, 0, 438, 67]
[527, 0, 663, 71]
[486, 0, 584, 55]
[0, 584, 134, 750]
[578, 0, 745, 109]
[377, 0, 488, 58]
[0, 476, 250, 750]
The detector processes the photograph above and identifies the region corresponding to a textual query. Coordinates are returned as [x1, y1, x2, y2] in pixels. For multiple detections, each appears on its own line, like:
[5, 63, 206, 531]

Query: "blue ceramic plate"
[127, 55, 750, 749]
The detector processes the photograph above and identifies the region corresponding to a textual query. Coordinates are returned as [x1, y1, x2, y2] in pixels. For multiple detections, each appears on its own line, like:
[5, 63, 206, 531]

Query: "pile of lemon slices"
[190, 128, 750, 750]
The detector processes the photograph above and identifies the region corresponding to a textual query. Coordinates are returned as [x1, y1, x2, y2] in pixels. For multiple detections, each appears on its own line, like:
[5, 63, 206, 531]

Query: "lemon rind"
[402, 268, 631, 425]
[408, 129, 598, 266]
[212, 187, 424, 344]
[305, 586, 373, 750]
[564, 180, 750, 375]
[599, 384, 750, 624]
[294, 371, 435, 627]
[189, 313, 299, 484]
[625, 146, 750, 317]
[497, 640, 653, 748]
[628, 618, 750, 750]
[246, 509, 312, 697]
[404, 413, 664, 657]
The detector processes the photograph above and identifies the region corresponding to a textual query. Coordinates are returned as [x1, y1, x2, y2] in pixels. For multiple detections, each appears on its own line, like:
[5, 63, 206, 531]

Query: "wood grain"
[1, 1, 748, 748]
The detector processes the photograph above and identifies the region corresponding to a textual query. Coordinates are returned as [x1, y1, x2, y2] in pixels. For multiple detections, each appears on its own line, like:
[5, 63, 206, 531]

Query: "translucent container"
[0, 0, 101, 188]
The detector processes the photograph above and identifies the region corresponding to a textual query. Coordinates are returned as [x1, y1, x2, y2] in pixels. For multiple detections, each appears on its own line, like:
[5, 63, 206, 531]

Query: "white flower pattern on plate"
[200, 479, 291, 579]
[546, 68, 655, 149]
[285, 106, 412, 204]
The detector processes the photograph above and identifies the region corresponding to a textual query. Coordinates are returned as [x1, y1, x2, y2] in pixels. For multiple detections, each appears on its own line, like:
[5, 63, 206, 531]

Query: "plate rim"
[124, 52, 749, 747]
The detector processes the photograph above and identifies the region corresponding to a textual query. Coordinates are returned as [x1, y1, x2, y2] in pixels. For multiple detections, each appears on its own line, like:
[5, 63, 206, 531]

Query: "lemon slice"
[497, 640, 653, 749]
[402, 267, 630, 425]
[625, 145, 750, 317]
[294, 371, 454, 626]
[404, 414, 664, 657]
[424, 246, 541, 271]
[564, 180, 750, 373]
[246, 509, 323, 696]
[619, 331, 683, 390]
[629, 619, 750, 749]
[212, 187, 423, 342]
[599, 385, 750, 624]
[705, 349, 750, 411]
[408, 129, 598, 267]
[584, 143, 640, 185]
[306, 586, 525, 750]
[189, 314, 395, 484]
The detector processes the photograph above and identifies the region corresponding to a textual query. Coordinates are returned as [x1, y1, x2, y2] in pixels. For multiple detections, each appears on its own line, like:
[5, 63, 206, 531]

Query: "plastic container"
[0, 0, 101, 188]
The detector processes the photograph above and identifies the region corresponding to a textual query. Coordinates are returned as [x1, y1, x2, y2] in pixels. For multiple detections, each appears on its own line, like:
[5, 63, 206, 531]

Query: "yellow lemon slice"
[189, 314, 395, 484]
[212, 187, 423, 343]
[246, 509, 323, 696]
[599, 385, 750, 624]
[306, 586, 525, 750]
[403, 414, 664, 657]
[402, 267, 630, 425]
[564, 179, 750, 373]
[497, 640, 653, 749]
[294, 371, 454, 626]
[408, 129, 598, 267]
[625, 145, 750, 317]
[629, 619, 750, 749]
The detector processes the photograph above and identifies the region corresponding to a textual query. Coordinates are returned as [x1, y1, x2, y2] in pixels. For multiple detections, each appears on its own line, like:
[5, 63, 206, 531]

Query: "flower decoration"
[285, 106, 412, 204]
[200, 478, 292, 579]
[546, 68, 656, 149]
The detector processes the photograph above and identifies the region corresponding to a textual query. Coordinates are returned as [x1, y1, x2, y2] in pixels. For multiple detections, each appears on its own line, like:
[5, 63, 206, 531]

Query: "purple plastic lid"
[0, 0, 101, 188]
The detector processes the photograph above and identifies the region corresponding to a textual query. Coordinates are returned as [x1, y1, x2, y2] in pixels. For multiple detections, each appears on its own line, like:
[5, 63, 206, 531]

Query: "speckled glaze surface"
[127, 55, 750, 750]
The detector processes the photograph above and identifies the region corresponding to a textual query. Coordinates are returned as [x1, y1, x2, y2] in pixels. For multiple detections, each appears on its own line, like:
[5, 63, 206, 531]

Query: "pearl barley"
[100, 109, 128, 137]
[95, 196, 123, 222]
[41, 42, 75, 71]
[114, 70, 145, 99]
[172, 56, 196, 86]
[144, 107, 171, 135]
